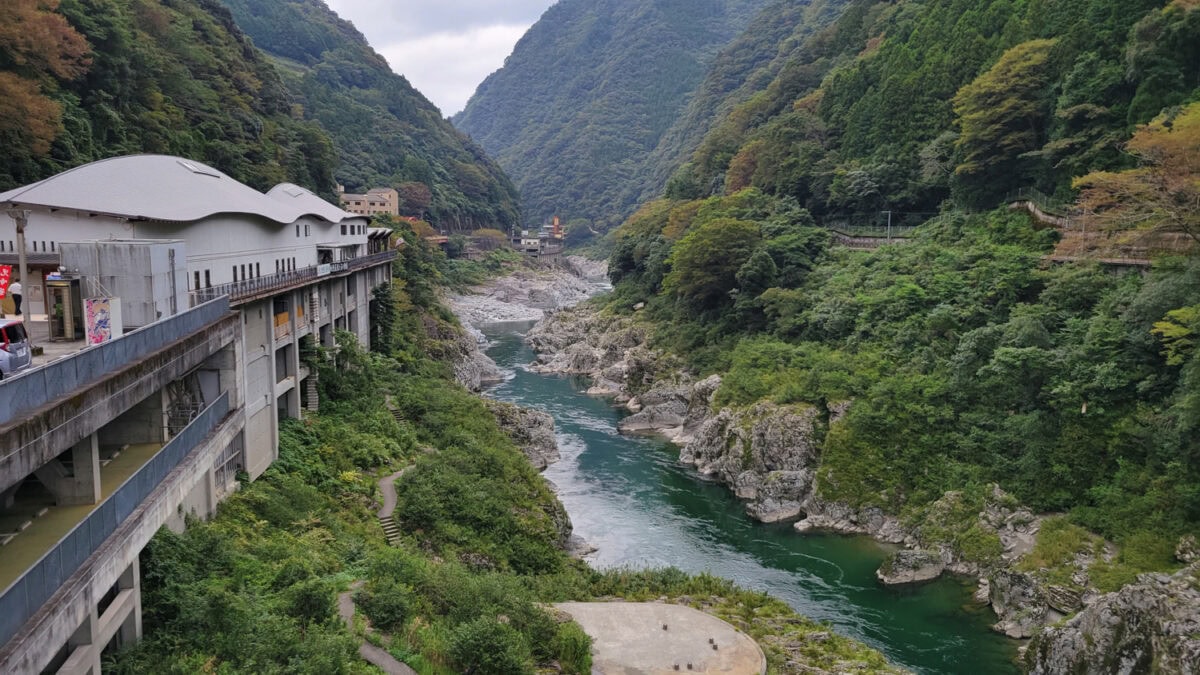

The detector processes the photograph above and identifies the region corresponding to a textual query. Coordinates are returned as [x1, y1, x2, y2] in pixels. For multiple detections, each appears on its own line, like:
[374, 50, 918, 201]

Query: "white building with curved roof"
[0, 156, 397, 674]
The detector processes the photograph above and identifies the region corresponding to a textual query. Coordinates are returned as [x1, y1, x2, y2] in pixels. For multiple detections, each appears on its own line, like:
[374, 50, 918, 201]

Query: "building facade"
[0, 156, 396, 674]
[337, 186, 399, 217]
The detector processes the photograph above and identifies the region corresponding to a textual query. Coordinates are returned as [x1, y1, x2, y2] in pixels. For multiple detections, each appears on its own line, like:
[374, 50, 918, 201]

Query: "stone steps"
[379, 515, 402, 546]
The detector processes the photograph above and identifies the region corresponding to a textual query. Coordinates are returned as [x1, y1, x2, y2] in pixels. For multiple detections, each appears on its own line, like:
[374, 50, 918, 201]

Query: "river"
[481, 320, 1019, 675]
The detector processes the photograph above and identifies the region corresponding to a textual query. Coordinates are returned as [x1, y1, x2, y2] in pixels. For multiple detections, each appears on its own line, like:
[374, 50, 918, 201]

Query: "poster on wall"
[84, 297, 124, 344]
[0, 265, 11, 299]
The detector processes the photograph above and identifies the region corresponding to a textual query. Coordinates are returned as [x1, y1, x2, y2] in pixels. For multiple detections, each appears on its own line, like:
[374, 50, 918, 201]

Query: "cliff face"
[1027, 563, 1200, 674]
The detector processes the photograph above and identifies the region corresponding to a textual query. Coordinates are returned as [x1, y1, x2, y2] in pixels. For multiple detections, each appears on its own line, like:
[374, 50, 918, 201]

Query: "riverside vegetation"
[106, 226, 900, 674]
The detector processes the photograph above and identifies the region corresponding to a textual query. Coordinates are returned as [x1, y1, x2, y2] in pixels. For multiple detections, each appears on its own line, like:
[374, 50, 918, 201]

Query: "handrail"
[0, 297, 232, 426]
[187, 251, 395, 307]
[0, 392, 231, 647]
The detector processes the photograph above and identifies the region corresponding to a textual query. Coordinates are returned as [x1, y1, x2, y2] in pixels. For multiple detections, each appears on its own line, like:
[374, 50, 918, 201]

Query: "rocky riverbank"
[522, 301, 1200, 670]
[443, 256, 608, 392]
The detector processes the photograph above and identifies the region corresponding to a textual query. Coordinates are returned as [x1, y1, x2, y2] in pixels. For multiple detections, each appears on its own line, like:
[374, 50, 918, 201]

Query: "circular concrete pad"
[555, 602, 766, 675]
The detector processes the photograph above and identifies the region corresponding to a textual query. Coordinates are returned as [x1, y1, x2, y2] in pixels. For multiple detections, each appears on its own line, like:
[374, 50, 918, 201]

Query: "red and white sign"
[0, 265, 11, 299]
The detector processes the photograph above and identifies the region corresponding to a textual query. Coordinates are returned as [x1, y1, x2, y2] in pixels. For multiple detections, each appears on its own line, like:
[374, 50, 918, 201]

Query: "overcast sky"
[323, 0, 557, 116]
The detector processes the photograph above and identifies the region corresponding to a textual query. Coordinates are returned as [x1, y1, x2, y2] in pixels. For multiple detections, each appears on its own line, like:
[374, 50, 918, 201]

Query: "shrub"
[449, 617, 534, 674]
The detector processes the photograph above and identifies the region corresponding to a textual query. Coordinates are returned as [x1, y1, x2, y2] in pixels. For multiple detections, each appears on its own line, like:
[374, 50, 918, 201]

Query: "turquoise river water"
[481, 321, 1019, 675]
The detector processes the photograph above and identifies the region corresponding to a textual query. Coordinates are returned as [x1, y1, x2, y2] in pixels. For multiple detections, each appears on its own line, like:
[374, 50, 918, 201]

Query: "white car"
[0, 320, 33, 380]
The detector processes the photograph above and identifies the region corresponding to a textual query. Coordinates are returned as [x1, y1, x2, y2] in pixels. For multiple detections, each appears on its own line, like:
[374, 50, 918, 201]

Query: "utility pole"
[882, 210, 892, 242]
[6, 209, 33, 349]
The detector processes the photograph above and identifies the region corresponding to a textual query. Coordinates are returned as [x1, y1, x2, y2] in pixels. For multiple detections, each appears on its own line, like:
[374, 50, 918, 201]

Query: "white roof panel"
[0, 155, 359, 225]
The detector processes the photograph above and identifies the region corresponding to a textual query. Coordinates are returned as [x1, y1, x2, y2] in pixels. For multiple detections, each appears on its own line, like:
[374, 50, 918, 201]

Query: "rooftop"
[0, 155, 367, 226]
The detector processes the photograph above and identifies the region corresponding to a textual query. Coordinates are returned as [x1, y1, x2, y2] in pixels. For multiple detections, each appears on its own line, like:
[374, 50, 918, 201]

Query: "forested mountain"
[453, 0, 770, 230]
[220, 0, 521, 230]
[0, 0, 336, 196]
[669, 0, 1199, 223]
[624, 0, 851, 211]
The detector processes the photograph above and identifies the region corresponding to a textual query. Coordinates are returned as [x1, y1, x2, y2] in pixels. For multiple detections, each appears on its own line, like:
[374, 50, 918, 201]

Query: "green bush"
[356, 578, 415, 633]
[449, 617, 534, 675]
[553, 622, 593, 674]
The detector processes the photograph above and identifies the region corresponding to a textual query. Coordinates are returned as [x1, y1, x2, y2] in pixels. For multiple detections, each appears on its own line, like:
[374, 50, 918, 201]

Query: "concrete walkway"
[376, 467, 410, 519]
[556, 602, 766, 675]
[337, 584, 417, 675]
[331, 467, 420, 675]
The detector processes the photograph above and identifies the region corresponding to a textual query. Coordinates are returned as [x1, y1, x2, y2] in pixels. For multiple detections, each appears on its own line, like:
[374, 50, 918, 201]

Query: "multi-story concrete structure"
[337, 186, 399, 217]
[0, 156, 396, 674]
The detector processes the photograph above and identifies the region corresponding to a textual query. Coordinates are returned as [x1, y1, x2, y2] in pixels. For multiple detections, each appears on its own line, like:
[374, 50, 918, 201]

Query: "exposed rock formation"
[876, 550, 946, 586]
[484, 399, 561, 471]
[990, 570, 1050, 639]
[448, 257, 606, 326]
[1027, 563, 1200, 674]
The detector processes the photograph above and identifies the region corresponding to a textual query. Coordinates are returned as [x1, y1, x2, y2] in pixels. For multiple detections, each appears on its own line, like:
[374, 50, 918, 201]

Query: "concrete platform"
[0, 443, 161, 590]
[555, 602, 766, 675]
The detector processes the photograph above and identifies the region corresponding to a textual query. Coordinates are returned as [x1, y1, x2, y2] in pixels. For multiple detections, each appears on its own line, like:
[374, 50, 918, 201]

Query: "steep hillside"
[453, 0, 769, 230]
[221, 0, 521, 230]
[625, 0, 851, 209]
[0, 0, 337, 196]
[675, 0, 1199, 222]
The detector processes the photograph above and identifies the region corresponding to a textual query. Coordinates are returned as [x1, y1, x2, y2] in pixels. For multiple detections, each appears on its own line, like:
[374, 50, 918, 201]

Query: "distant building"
[337, 185, 399, 217]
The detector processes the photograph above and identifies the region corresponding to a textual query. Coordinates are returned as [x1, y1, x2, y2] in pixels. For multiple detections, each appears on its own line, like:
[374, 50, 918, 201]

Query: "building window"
[256, 263, 261, 277]
[193, 271, 200, 290]
[296, 224, 300, 237]
[205, 270, 212, 288]
[304, 224, 310, 237]
[50, 241, 55, 252]
[341, 225, 347, 235]
[233, 266, 239, 282]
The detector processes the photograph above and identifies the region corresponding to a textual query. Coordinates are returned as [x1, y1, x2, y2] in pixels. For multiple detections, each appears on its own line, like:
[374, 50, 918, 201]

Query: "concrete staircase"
[379, 515, 402, 546]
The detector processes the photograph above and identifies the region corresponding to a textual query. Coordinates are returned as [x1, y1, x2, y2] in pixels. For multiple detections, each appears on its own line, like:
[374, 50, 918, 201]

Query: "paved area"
[338, 583, 418, 675]
[556, 602, 766, 675]
[1, 315, 88, 368]
[376, 467, 410, 519]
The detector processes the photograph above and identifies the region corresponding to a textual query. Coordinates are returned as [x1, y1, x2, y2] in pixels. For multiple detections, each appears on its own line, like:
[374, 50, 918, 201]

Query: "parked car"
[0, 320, 33, 380]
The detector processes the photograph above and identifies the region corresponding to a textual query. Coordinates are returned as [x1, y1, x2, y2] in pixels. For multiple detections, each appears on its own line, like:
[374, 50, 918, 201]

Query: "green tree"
[952, 39, 1060, 206]
[662, 217, 760, 312]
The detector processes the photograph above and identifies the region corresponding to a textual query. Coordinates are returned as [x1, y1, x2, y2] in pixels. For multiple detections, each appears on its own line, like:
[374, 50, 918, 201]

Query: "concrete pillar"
[69, 435, 101, 505]
[33, 434, 101, 506]
[58, 606, 99, 675]
[117, 558, 142, 645]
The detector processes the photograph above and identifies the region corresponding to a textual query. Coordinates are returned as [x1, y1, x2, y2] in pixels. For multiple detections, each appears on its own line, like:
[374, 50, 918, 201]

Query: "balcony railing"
[188, 251, 395, 308]
[0, 393, 231, 647]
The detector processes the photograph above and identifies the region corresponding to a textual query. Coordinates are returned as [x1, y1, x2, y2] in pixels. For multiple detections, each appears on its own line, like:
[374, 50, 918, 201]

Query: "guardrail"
[0, 297, 231, 426]
[0, 392, 231, 647]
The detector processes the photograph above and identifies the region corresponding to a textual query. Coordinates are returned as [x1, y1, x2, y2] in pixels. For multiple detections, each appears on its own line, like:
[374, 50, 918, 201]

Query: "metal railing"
[346, 250, 396, 271]
[190, 267, 319, 306]
[1005, 187, 1072, 218]
[0, 298, 232, 426]
[187, 251, 395, 307]
[0, 393, 231, 647]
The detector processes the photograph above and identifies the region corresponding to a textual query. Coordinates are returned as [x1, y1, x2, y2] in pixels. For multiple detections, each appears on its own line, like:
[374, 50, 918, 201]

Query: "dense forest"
[106, 226, 898, 674]
[602, 0, 1200, 611]
[220, 0, 522, 230]
[668, 0, 1199, 222]
[453, 0, 770, 230]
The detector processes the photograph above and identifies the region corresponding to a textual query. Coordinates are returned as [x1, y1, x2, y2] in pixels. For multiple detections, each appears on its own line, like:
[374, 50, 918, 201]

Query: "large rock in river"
[876, 549, 946, 586]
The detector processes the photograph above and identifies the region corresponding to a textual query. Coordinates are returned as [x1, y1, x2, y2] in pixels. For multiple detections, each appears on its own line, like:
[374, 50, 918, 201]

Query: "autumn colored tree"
[396, 181, 433, 217]
[952, 39, 1059, 206]
[1074, 102, 1200, 246]
[0, 0, 90, 158]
